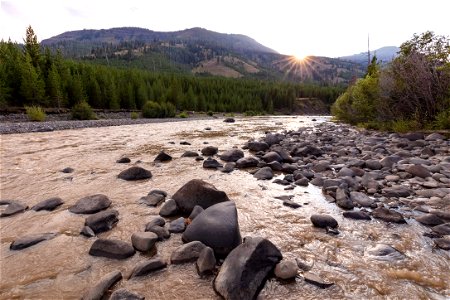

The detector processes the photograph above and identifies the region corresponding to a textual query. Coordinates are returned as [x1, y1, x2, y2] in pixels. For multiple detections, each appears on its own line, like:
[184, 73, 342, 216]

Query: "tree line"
[1, 26, 344, 114]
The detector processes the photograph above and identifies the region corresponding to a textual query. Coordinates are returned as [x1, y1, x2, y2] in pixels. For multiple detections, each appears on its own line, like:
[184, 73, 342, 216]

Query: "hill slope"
[338, 46, 400, 64]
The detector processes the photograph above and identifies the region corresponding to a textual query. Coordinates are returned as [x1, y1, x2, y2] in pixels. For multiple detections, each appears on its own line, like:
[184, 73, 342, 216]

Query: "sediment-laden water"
[1, 116, 449, 299]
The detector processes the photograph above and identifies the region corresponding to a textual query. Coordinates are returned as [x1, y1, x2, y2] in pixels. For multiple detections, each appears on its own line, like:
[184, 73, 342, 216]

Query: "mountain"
[41, 27, 365, 84]
[338, 46, 400, 65]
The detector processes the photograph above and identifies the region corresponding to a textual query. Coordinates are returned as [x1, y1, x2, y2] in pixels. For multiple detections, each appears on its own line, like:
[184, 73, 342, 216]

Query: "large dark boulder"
[10, 233, 58, 250]
[214, 237, 282, 300]
[247, 141, 269, 152]
[335, 188, 354, 210]
[372, 207, 406, 224]
[172, 179, 230, 215]
[219, 149, 244, 162]
[85, 209, 119, 234]
[406, 165, 432, 178]
[201, 146, 218, 156]
[262, 151, 282, 163]
[69, 194, 111, 214]
[310, 214, 338, 228]
[182, 201, 241, 257]
[154, 151, 172, 162]
[159, 199, 179, 217]
[236, 156, 259, 168]
[81, 270, 122, 300]
[0, 200, 28, 217]
[32, 197, 64, 211]
[89, 239, 135, 259]
[171, 241, 207, 264]
[110, 289, 144, 300]
[253, 167, 274, 180]
[130, 258, 167, 278]
[117, 166, 152, 181]
[293, 145, 323, 157]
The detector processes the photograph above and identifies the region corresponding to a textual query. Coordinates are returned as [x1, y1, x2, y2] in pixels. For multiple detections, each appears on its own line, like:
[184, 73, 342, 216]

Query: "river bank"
[1, 116, 449, 299]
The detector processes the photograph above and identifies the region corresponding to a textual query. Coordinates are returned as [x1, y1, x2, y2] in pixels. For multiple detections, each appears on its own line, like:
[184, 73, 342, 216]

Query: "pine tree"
[23, 26, 40, 68]
[20, 52, 45, 105]
[47, 63, 63, 110]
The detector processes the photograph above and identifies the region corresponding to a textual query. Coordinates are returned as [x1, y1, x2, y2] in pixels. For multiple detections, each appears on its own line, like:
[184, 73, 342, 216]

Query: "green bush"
[244, 110, 257, 116]
[25, 105, 46, 122]
[161, 102, 176, 117]
[207, 111, 214, 116]
[142, 101, 176, 118]
[391, 119, 421, 133]
[130, 112, 139, 119]
[71, 101, 97, 120]
[177, 111, 188, 118]
[433, 109, 450, 129]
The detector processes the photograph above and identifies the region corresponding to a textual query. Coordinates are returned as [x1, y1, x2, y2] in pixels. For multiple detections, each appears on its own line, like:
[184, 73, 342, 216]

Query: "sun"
[293, 54, 308, 62]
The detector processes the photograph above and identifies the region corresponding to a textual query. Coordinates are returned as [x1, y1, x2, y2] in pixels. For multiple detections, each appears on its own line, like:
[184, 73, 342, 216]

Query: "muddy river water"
[1, 116, 449, 299]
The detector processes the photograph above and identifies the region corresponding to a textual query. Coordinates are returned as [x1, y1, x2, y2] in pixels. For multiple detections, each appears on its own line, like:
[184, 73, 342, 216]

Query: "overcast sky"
[1, 0, 449, 57]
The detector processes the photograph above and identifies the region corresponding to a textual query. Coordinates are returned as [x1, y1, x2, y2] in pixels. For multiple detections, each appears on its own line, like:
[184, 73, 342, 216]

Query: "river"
[1, 116, 449, 299]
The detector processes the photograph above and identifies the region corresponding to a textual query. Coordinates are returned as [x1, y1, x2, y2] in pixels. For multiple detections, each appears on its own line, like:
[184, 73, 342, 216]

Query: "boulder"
[89, 239, 135, 259]
[415, 214, 444, 226]
[253, 167, 274, 180]
[31, 197, 64, 211]
[10, 233, 58, 250]
[131, 232, 158, 252]
[343, 210, 371, 220]
[335, 188, 354, 210]
[262, 151, 282, 163]
[62, 167, 74, 173]
[224, 117, 235, 123]
[337, 167, 354, 177]
[303, 272, 334, 288]
[145, 216, 166, 229]
[188, 205, 204, 220]
[170, 241, 207, 264]
[293, 145, 323, 157]
[145, 225, 170, 241]
[236, 156, 259, 168]
[310, 214, 338, 228]
[350, 192, 375, 207]
[110, 289, 144, 300]
[81, 226, 95, 238]
[69, 194, 111, 214]
[406, 165, 432, 178]
[181, 151, 199, 157]
[81, 271, 122, 300]
[365, 160, 382, 170]
[219, 149, 244, 162]
[203, 157, 223, 169]
[169, 217, 186, 233]
[0, 200, 28, 217]
[116, 157, 131, 163]
[434, 238, 450, 250]
[365, 244, 405, 260]
[264, 133, 284, 146]
[431, 223, 450, 236]
[402, 132, 424, 141]
[172, 179, 230, 215]
[182, 201, 241, 257]
[118, 166, 152, 180]
[425, 133, 445, 141]
[154, 151, 172, 162]
[274, 260, 298, 279]
[220, 162, 236, 173]
[201, 146, 218, 156]
[214, 237, 282, 300]
[85, 209, 119, 234]
[247, 141, 269, 152]
[382, 186, 412, 198]
[267, 161, 283, 171]
[159, 199, 179, 217]
[283, 199, 301, 209]
[139, 193, 165, 207]
[129, 258, 167, 278]
[196, 246, 216, 275]
[372, 207, 406, 224]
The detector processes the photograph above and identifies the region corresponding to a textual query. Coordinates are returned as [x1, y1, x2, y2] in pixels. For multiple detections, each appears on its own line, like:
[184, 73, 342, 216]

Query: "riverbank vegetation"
[0, 27, 344, 118]
[332, 31, 450, 131]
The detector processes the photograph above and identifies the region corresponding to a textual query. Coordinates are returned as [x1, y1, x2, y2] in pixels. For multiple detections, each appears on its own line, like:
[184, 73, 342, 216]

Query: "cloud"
[1, 1, 21, 17]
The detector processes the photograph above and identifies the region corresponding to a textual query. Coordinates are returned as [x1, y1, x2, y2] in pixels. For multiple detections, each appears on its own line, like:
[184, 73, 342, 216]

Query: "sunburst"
[273, 55, 326, 82]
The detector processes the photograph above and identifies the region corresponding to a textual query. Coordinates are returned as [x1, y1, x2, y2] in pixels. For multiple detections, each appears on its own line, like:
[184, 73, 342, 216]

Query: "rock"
[69, 194, 111, 214]
[274, 260, 298, 279]
[264, 133, 284, 146]
[62, 167, 74, 173]
[434, 238, 450, 250]
[131, 232, 158, 252]
[145, 225, 170, 240]
[10, 233, 58, 250]
[406, 165, 432, 178]
[180, 141, 191, 145]
[385, 175, 400, 182]
[154, 151, 172, 162]
[372, 207, 406, 224]
[159, 199, 179, 217]
[365, 159, 382, 170]
[196, 246, 216, 275]
[188, 205, 204, 221]
[172, 179, 230, 215]
[236, 156, 259, 168]
[169, 217, 186, 233]
[343, 210, 371, 220]
[171, 241, 207, 264]
[214, 237, 282, 300]
[247, 141, 269, 152]
[293, 145, 323, 157]
[203, 157, 223, 169]
[253, 167, 274, 180]
[31, 197, 64, 211]
[283, 199, 301, 209]
[337, 167, 355, 177]
[335, 188, 354, 210]
[81, 226, 95, 238]
[402, 132, 424, 141]
[310, 177, 324, 186]
[118, 166, 152, 181]
[425, 133, 445, 141]
[145, 216, 165, 229]
[109, 289, 144, 300]
[221, 162, 236, 173]
[181, 151, 199, 157]
[82, 271, 122, 300]
[295, 178, 309, 186]
[310, 214, 338, 228]
[139, 193, 165, 207]
[312, 161, 331, 172]
[201, 146, 218, 156]
[431, 223, 450, 236]
[116, 157, 131, 163]
[182, 201, 241, 257]
[303, 272, 334, 288]
[415, 214, 444, 226]
[0, 200, 28, 217]
[267, 161, 283, 171]
[350, 192, 375, 207]
[219, 149, 244, 162]
[295, 258, 314, 271]
[365, 244, 405, 260]
[129, 258, 167, 278]
[382, 186, 412, 198]
[262, 151, 283, 163]
[89, 239, 135, 259]
[224, 117, 235, 123]
[85, 209, 119, 234]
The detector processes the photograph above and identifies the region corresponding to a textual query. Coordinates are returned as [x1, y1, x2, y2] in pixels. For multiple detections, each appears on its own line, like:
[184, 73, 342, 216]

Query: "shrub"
[71, 101, 97, 120]
[391, 119, 421, 133]
[130, 112, 139, 119]
[244, 110, 257, 116]
[142, 101, 162, 118]
[433, 109, 450, 129]
[177, 111, 188, 118]
[161, 102, 176, 117]
[25, 105, 46, 122]
[207, 111, 214, 116]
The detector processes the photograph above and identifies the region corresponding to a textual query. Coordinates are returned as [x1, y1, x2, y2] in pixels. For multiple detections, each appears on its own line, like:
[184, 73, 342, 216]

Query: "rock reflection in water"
[0, 116, 449, 299]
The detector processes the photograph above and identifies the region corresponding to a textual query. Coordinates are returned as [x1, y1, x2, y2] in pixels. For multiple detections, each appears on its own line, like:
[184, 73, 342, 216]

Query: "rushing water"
[1, 116, 449, 299]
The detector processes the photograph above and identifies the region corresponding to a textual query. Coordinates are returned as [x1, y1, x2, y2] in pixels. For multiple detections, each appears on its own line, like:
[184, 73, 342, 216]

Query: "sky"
[1, 0, 449, 58]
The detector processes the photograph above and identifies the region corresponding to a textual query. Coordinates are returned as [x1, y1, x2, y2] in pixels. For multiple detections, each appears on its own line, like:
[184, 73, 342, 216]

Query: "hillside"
[338, 46, 399, 65]
[41, 27, 366, 84]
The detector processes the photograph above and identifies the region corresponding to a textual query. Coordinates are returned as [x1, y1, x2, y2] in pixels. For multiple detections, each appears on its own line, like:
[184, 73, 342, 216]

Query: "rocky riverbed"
[1, 116, 449, 299]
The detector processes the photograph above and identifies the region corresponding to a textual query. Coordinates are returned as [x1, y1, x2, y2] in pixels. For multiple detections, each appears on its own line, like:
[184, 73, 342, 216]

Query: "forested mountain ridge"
[338, 46, 400, 65]
[41, 27, 365, 84]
